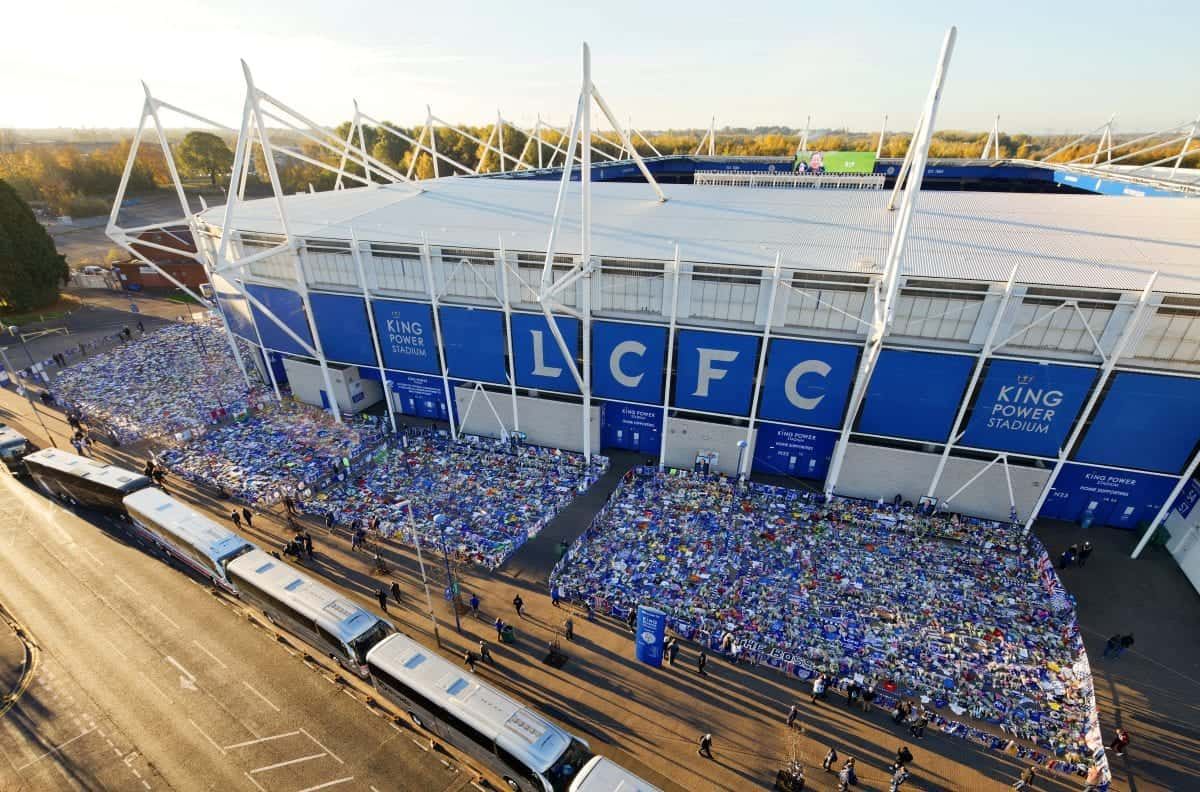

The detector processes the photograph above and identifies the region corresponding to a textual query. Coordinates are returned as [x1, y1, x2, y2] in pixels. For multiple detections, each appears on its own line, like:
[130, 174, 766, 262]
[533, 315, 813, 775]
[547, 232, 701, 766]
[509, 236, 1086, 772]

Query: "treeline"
[0, 143, 167, 216]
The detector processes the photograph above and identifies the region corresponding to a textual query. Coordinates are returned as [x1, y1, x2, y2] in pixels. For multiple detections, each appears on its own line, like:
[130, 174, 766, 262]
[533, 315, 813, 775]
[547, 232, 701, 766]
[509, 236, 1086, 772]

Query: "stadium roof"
[204, 178, 1200, 294]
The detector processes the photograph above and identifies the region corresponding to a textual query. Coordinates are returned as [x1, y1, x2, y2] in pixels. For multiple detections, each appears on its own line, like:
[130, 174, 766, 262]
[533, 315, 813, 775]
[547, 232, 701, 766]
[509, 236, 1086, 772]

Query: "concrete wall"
[282, 358, 382, 413]
[454, 387, 600, 453]
[664, 417, 754, 476]
[837, 442, 1049, 521]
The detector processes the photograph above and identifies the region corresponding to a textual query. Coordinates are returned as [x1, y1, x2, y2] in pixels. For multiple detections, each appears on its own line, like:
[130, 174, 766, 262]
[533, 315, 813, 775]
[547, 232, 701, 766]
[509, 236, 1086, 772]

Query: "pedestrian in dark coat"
[786, 704, 799, 728]
[376, 588, 388, 613]
[895, 745, 914, 767]
[564, 616, 574, 641]
[303, 532, 313, 559]
[464, 650, 478, 672]
[822, 746, 838, 771]
[513, 594, 525, 618]
[469, 593, 480, 618]
[627, 608, 637, 632]
[242, 506, 253, 527]
[1109, 727, 1130, 757]
[697, 733, 713, 758]
[1078, 541, 1094, 567]
[494, 617, 505, 640]
[391, 581, 402, 605]
[231, 510, 242, 529]
[837, 758, 857, 791]
[697, 650, 708, 676]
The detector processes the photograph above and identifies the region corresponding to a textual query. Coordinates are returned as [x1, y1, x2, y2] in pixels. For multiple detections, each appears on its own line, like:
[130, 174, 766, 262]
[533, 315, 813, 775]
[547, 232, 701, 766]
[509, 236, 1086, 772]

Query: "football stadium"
[83, 30, 1200, 791]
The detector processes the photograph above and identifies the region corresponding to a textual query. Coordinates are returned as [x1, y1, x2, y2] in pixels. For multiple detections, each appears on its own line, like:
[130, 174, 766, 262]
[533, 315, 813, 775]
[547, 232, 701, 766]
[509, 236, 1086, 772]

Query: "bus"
[122, 488, 257, 593]
[0, 425, 31, 472]
[23, 448, 151, 514]
[569, 757, 662, 792]
[225, 548, 393, 676]
[365, 633, 593, 792]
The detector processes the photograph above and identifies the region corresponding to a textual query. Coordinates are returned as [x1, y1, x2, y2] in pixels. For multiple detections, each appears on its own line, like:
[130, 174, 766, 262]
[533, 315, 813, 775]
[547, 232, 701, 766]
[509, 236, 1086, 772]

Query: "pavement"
[0, 607, 28, 715]
[0, 294, 1197, 790]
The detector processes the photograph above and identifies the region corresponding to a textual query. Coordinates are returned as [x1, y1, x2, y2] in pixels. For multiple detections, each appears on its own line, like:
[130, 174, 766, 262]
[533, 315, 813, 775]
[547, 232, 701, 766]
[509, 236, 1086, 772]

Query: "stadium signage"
[673, 330, 760, 415]
[759, 339, 859, 427]
[960, 360, 1096, 457]
[372, 300, 440, 373]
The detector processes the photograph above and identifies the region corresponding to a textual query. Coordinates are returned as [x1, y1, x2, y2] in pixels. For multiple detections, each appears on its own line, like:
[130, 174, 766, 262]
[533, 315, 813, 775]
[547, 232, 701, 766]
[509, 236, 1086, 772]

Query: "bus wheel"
[502, 777, 520, 791]
[408, 711, 424, 729]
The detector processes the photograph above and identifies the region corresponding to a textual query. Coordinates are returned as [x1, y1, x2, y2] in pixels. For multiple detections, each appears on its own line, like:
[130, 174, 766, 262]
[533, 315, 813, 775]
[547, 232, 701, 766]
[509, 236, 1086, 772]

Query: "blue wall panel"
[438, 307, 507, 385]
[758, 339, 858, 428]
[1075, 372, 1200, 474]
[511, 313, 580, 394]
[245, 284, 313, 356]
[211, 273, 258, 342]
[591, 321, 667, 404]
[960, 359, 1097, 457]
[1040, 464, 1177, 530]
[752, 422, 838, 481]
[673, 330, 760, 416]
[1173, 478, 1200, 519]
[600, 402, 662, 455]
[372, 300, 440, 374]
[309, 292, 375, 366]
[389, 371, 450, 421]
[857, 350, 974, 442]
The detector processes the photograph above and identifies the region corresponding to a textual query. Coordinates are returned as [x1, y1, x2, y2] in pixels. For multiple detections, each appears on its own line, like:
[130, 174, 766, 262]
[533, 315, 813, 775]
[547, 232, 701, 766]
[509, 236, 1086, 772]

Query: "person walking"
[478, 640, 493, 665]
[821, 746, 838, 772]
[469, 593, 480, 619]
[231, 510, 242, 529]
[889, 765, 910, 791]
[1078, 541, 1094, 567]
[1108, 727, 1130, 757]
[862, 680, 876, 713]
[376, 588, 389, 613]
[786, 703, 799, 728]
[811, 673, 827, 704]
[697, 650, 708, 676]
[564, 616, 575, 642]
[242, 506, 253, 528]
[464, 649, 478, 673]
[697, 733, 713, 759]
[494, 617, 505, 640]
[551, 587, 560, 608]
[1103, 633, 1122, 658]
[303, 532, 313, 559]
[836, 758, 857, 791]
[324, 512, 335, 531]
[513, 594, 525, 619]
[909, 706, 929, 740]
[665, 637, 676, 666]
[391, 581, 402, 606]
[626, 608, 637, 633]
[1118, 634, 1135, 657]
[1013, 765, 1036, 790]
[894, 745, 914, 768]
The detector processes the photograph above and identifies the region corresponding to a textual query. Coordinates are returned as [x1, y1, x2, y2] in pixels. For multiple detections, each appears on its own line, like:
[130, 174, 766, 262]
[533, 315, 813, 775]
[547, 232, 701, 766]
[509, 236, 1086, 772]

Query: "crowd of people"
[299, 428, 610, 569]
[551, 467, 1099, 764]
[52, 321, 263, 445]
[157, 401, 388, 505]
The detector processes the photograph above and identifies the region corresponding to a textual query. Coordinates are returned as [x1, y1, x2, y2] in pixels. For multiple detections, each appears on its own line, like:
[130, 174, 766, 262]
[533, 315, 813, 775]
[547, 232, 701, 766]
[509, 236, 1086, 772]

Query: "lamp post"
[735, 439, 749, 485]
[3, 326, 57, 448]
[434, 513, 463, 634]
[402, 499, 442, 648]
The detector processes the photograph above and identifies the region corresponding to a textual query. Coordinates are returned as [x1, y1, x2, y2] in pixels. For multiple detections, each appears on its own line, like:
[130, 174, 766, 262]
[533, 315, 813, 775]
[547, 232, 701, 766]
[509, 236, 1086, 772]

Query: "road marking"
[191, 640, 228, 669]
[294, 778, 354, 792]
[187, 719, 226, 756]
[142, 781, 151, 790]
[300, 728, 343, 764]
[81, 546, 104, 566]
[225, 731, 301, 751]
[114, 574, 139, 595]
[15, 727, 97, 770]
[249, 752, 326, 774]
[244, 772, 267, 792]
[242, 681, 281, 712]
[164, 656, 194, 681]
[151, 605, 181, 630]
[140, 672, 173, 705]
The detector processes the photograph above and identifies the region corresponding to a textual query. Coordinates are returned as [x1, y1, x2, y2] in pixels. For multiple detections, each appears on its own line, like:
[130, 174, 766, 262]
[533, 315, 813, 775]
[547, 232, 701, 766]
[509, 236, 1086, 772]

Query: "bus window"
[541, 738, 592, 792]
[315, 624, 348, 660]
[350, 622, 392, 665]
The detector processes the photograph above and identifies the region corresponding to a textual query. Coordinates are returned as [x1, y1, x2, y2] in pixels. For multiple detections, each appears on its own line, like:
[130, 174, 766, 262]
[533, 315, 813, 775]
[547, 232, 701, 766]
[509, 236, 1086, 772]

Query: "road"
[0, 471, 474, 792]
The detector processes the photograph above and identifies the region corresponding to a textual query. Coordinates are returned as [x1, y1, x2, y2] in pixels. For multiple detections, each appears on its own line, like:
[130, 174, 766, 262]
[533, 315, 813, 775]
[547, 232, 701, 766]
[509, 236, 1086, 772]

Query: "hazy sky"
[3, 1, 1196, 134]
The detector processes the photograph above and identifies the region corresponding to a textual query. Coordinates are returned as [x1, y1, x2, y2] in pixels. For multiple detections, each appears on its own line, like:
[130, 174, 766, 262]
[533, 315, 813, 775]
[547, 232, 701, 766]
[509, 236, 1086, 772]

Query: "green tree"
[177, 131, 234, 186]
[0, 179, 68, 311]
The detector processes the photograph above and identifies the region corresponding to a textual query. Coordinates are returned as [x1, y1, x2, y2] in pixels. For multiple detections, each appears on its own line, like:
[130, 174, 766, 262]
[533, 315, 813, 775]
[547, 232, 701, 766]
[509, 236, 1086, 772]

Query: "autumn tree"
[177, 131, 234, 186]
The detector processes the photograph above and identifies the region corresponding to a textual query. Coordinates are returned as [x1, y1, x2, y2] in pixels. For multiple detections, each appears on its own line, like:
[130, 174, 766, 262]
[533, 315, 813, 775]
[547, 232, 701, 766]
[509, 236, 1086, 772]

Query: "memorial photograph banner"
[960, 359, 1097, 457]
[857, 349, 974, 442]
[511, 313, 581, 394]
[438, 306, 507, 385]
[758, 338, 858, 428]
[372, 299, 440, 374]
[673, 329, 760, 416]
[1075, 371, 1200, 474]
[309, 292, 375, 367]
[752, 422, 838, 481]
[591, 321, 667, 404]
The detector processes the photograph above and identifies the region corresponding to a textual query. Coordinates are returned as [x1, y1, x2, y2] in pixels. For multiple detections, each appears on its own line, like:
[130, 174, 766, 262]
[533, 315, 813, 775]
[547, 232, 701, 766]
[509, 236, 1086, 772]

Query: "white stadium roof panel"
[202, 177, 1200, 293]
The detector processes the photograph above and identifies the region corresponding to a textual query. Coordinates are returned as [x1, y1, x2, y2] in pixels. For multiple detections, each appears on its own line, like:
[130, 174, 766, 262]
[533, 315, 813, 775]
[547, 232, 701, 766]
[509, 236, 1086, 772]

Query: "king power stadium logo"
[986, 373, 1064, 435]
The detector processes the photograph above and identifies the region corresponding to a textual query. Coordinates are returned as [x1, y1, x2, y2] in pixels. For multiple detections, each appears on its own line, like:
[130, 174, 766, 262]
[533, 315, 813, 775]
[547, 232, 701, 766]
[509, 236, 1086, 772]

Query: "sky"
[3, 0, 1197, 134]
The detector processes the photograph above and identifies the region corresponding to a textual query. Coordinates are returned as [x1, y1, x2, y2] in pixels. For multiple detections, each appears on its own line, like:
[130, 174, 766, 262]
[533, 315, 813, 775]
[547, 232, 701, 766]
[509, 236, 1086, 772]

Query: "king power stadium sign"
[961, 360, 1097, 457]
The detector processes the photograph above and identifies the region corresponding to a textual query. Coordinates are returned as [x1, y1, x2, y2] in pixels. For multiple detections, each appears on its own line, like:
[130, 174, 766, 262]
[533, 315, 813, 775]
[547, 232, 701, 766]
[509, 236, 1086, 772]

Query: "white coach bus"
[23, 448, 150, 514]
[122, 489, 256, 593]
[569, 757, 662, 792]
[226, 548, 393, 676]
[365, 633, 596, 792]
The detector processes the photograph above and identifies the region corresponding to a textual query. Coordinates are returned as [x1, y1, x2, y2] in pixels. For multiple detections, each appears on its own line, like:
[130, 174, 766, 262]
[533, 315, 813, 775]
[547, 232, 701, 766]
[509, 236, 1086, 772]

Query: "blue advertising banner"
[1039, 463, 1177, 530]
[511, 313, 580, 394]
[245, 284, 314, 356]
[372, 300, 440, 374]
[211, 273, 257, 342]
[857, 350, 974, 442]
[438, 307, 507, 385]
[389, 371, 450, 421]
[758, 339, 858, 428]
[591, 321, 667, 404]
[1173, 478, 1200, 519]
[673, 330, 760, 416]
[308, 292, 375, 366]
[634, 605, 667, 667]
[752, 422, 838, 481]
[601, 402, 662, 454]
[960, 360, 1097, 457]
[1075, 372, 1200, 474]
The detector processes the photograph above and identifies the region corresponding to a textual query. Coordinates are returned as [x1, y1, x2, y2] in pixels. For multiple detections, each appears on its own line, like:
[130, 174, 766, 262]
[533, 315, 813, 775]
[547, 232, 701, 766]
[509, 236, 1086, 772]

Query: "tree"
[0, 179, 68, 311]
[177, 131, 234, 186]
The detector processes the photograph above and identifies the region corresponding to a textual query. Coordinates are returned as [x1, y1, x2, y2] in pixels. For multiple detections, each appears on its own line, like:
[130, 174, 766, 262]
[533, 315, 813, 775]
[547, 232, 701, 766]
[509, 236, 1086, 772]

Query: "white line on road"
[114, 574, 139, 595]
[191, 639, 228, 669]
[164, 656, 194, 681]
[300, 728, 343, 765]
[139, 672, 173, 705]
[241, 681, 281, 712]
[244, 772, 267, 792]
[294, 778, 354, 792]
[187, 719, 226, 756]
[225, 731, 301, 751]
[81, 546, 105, 566]
[15, 727, 97, 771]
[249, 752, 326, 774]
[151, 605, 181, 630]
